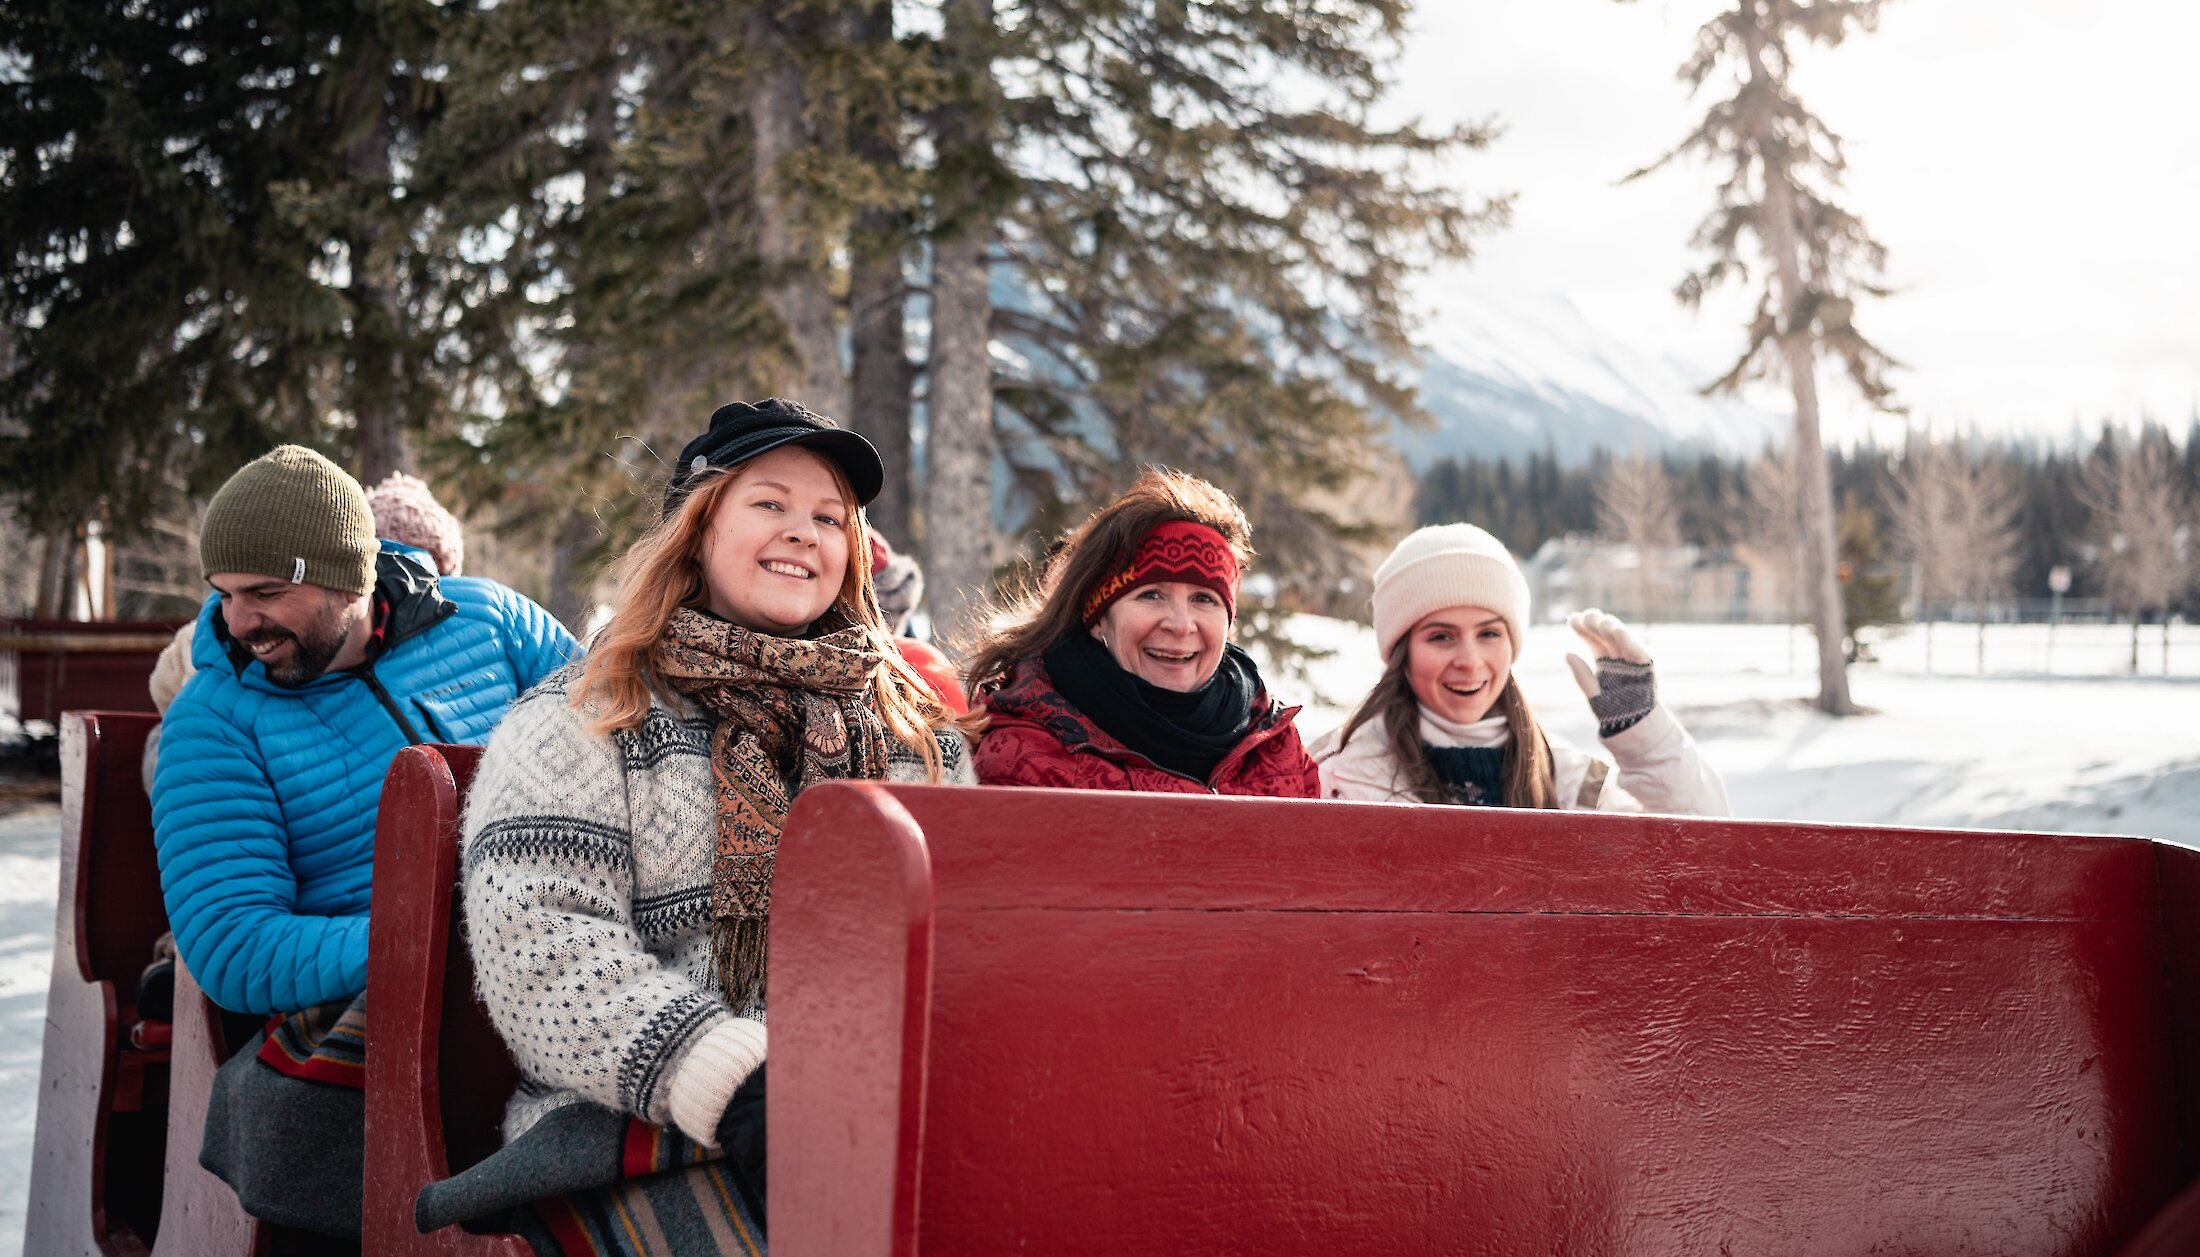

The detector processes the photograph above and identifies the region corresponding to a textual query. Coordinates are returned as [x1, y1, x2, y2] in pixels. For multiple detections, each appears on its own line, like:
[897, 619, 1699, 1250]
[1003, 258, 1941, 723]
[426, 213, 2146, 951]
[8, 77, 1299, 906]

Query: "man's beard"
[237, 598, 361, 688]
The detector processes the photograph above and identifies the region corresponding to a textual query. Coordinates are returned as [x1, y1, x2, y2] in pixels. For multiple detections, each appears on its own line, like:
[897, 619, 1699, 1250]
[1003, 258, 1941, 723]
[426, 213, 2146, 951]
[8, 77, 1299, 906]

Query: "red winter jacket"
[972, 657, 1321, 797]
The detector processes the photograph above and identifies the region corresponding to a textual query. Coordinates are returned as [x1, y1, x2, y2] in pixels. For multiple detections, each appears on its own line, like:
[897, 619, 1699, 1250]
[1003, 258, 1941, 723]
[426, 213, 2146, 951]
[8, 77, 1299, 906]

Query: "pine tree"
[0, 0, 445, 538]
[841, 0, 927, 542]
[744, 1, 852, 419]
[1621, 0, 1899, 714]
[410, 0, 953, 624]
[1836, 495, 1898, 662]
[977, 0, 1505, 611]
[413, 0, 834, 624]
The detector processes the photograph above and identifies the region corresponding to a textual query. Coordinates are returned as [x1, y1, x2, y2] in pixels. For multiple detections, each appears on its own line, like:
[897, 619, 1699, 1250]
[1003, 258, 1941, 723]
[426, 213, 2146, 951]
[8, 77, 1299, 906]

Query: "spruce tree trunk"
[353, 360, 412, 484]
[1769, 257, 1852, 713]
[925, 227, 993, 644]
[1750, 26, 1854, 717]
[341, 47, 413, 486]
[35, 527, 78, 619]
[351, 230, 411, 484]
[845, 1, 913, 540]
[746, 5, 849, 420]
[922, 0, 998, 644]
[850, 244, 913, 541]
[546, 511, 600, 636]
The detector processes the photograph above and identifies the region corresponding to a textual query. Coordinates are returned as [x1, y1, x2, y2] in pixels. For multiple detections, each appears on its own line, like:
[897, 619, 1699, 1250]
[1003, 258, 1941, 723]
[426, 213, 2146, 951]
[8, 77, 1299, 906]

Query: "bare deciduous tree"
[1944, 448, 2023, 673]
[2080, 432, 2193, 672]
[1597, 452, 1679, 623]
[1886, 435, 1956, 671]
[1891, 437, 2024, 673]
[1742, 446, 1805, 667]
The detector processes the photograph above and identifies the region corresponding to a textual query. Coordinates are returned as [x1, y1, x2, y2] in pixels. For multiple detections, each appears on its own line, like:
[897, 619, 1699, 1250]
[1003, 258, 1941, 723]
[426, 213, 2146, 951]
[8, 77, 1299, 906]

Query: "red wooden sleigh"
[362, 747, 2200, 1256]
[32, 722, 2200, 1255]
[767, 782, 2200, 1257]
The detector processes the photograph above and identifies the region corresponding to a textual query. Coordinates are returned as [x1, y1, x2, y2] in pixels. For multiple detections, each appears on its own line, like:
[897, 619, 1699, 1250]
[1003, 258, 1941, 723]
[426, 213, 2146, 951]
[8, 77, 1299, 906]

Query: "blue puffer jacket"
[152, 545, 579, 1014]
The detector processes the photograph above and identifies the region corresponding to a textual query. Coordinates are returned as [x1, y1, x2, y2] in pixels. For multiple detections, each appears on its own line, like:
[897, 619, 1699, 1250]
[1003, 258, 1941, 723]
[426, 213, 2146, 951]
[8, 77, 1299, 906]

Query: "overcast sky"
[1387, 0, 2200, 444]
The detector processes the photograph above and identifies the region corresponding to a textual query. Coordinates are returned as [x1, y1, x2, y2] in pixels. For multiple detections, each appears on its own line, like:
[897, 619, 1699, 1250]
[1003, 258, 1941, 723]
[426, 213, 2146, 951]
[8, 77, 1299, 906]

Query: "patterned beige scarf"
[651, 606, 891, 1010]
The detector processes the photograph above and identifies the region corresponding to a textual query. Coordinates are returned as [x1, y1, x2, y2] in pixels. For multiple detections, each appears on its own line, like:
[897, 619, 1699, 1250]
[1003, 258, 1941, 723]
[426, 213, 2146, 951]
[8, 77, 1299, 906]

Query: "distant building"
[1523, 534, 1801, 624]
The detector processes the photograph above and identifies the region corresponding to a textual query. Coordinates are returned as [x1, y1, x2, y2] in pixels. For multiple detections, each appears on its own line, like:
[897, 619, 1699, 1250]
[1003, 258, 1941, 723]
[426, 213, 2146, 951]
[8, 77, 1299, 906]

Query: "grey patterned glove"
[1565, 610, 1658, 739]
[1587, 657, 1656, 738]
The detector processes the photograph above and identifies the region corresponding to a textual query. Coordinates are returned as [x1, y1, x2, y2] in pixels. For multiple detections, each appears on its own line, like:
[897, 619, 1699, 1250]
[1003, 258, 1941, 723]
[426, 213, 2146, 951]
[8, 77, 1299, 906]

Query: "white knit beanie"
[1371, 524, 1531, 662]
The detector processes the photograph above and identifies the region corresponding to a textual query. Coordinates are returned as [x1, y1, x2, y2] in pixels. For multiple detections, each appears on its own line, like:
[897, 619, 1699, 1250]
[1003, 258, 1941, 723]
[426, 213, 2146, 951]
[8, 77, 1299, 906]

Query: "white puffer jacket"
[1309, 704, 1728, 815]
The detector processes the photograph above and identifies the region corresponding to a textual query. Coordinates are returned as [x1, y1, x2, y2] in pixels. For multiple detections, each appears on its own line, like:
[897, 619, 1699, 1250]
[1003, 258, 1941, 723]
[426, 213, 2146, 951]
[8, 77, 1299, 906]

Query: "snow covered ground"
[0, 803, 59, 1255]
[0, 618, 2191, 1252]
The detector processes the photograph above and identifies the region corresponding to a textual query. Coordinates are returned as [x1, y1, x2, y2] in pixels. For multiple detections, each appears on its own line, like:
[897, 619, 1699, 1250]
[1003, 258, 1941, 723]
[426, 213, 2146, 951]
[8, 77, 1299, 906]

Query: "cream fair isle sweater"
[460, 663, 974, 1146]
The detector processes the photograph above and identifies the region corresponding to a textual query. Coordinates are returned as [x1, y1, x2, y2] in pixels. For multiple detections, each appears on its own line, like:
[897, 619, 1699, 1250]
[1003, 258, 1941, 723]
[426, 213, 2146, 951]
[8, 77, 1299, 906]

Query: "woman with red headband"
[963, 468, 1320, 796]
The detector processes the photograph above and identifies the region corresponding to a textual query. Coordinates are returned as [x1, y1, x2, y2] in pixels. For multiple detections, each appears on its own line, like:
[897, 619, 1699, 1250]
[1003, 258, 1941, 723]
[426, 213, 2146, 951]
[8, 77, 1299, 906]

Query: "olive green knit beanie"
[199, 445, 377, 595]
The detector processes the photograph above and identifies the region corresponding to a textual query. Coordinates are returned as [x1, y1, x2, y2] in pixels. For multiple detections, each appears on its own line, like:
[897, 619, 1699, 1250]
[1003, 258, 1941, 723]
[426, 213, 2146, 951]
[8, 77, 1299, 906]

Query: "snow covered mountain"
[1396, 291, 1786, 468]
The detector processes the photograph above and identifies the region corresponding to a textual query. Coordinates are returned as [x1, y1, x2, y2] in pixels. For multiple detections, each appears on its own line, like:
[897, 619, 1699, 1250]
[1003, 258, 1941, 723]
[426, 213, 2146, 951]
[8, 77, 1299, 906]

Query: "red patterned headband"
[1080, 520, 1241, 624]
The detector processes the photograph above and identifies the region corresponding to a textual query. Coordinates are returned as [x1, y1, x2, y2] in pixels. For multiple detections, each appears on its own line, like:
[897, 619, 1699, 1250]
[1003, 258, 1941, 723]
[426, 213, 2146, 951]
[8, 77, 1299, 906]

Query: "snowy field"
[0, 618, 2193, 1251]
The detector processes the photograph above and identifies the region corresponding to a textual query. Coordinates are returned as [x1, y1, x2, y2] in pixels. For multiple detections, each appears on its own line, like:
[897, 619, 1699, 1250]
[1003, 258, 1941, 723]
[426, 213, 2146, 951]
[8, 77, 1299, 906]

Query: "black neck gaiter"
[1042, 631, 1260, 782]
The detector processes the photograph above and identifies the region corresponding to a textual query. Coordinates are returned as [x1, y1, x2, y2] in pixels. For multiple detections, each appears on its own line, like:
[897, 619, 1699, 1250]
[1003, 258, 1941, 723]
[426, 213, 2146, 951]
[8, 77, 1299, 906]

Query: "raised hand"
[1563, 609, 1657, 737]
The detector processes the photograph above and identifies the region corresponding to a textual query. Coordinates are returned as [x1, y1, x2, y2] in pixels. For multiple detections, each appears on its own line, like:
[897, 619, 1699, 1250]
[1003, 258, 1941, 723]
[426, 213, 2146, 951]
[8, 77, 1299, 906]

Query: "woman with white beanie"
[1311, 524, 1727, 814]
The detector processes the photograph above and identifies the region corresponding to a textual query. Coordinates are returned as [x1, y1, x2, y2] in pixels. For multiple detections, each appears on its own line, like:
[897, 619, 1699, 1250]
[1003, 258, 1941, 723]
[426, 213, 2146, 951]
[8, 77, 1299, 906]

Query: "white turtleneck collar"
[1417, 707, 1512, 749]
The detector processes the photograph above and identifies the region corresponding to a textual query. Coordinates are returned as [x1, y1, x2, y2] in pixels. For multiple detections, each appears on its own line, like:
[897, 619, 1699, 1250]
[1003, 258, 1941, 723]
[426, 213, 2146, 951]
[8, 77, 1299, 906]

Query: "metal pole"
[2046, 588, 2061, 674]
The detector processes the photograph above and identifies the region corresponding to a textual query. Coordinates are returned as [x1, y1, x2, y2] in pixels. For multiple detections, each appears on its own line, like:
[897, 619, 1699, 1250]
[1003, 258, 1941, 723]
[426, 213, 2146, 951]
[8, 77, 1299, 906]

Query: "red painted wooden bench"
[362, 744, 531, 1256]
[25, 710, 269, 1257]
[148, 962, 267, 1257]
[1, 621, 185, 724]
[363, 749, 2200, 1256]
[26, 711, 173, 1257]
[771, 783, 2200, 1257]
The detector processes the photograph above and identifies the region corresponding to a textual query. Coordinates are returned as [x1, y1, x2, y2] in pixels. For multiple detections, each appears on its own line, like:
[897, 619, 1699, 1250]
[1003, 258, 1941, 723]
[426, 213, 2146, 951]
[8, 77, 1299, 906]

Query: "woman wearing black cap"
[449, 399, 972, 1252]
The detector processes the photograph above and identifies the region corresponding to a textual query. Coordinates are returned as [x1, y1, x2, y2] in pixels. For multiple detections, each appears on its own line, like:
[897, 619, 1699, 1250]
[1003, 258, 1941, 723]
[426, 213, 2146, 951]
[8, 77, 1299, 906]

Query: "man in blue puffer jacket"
[149, 445, 577, 1236]
[153, 445, 579, 1015]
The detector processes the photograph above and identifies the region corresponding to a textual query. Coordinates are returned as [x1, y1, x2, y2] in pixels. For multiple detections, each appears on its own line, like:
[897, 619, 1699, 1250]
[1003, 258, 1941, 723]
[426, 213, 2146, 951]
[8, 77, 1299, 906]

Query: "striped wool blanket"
[416, 1097, 764, 1257]
[200, 992, 369, 1237]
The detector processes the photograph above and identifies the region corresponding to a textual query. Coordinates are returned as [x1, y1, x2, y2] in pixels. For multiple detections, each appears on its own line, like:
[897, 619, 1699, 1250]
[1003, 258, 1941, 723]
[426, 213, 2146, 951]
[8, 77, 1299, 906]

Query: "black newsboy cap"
[662, 398, 886, 519]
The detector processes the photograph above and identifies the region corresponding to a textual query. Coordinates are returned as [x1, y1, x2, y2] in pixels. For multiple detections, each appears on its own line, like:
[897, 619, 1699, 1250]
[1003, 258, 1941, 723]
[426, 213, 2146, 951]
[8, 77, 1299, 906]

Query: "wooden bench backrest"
[62, 712, 168, 996]
[773, 783, 2200, 1257]
[3, 621, 183, 724]
[26, 711, 170, 1257]
[363, 743, 529, 1257]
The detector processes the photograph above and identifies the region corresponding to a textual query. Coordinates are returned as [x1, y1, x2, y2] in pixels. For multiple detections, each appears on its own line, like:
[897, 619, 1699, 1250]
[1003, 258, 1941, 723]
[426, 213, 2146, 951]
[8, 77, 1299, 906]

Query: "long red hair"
[571, 458, 950, 778]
